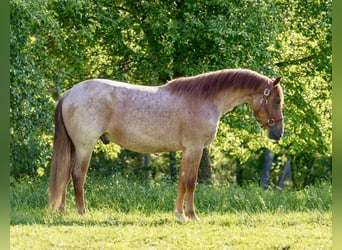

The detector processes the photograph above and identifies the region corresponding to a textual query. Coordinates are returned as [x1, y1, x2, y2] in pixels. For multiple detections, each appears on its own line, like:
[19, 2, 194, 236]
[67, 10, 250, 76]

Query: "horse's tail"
[48, 94, 74, 211]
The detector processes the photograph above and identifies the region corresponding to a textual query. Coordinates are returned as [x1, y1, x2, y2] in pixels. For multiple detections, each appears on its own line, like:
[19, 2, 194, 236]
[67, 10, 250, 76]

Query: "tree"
[10, 0, 331, 187]
[270, 0, 332, 187]
[10, 0, 56, 177]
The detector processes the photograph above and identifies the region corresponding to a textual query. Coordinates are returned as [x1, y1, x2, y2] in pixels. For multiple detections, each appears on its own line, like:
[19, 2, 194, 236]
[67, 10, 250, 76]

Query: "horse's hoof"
[185, 211, 200, 221]
[174, 211, 188, 222]
[77, 207, 86, 214]
[48, 203, 65, 213]
[189, 214, 200, 221]
[58, 204, 66, 212]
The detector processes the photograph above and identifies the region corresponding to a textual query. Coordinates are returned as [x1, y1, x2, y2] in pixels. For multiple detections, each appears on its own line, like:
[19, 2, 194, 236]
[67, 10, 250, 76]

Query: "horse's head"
[251, 76, 284, 140]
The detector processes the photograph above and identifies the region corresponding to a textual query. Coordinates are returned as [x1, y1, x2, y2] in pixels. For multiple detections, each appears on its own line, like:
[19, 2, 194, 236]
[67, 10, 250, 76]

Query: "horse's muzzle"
[268, 125, 284, 141]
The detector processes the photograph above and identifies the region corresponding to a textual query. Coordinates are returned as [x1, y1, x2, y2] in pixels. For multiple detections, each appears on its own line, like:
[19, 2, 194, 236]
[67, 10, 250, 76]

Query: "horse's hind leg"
[58, 179, 70, 211]
[174, 147, 203, 221]
[72, 148, 93, 214]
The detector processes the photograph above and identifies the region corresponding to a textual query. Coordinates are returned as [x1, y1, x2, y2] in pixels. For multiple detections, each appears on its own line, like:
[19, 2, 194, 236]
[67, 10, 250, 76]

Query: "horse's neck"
[215, 88, 254, 115]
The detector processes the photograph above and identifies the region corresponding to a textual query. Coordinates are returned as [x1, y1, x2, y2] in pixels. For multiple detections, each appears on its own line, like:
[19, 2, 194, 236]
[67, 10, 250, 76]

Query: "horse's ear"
[271, 76, 281, 86]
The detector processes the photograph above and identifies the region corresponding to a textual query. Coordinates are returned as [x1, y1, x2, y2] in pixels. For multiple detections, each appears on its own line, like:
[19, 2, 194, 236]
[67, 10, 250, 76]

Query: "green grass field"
[10, 175, 332, 249]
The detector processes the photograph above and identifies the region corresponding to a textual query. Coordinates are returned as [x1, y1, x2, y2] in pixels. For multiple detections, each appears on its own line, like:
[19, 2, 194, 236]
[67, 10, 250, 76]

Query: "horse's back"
[61, 80, 182, 152]
[61, 79, 219, 153]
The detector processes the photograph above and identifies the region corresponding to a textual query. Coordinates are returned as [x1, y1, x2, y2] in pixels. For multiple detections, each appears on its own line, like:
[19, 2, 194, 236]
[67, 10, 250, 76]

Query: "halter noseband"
[259, 87, 283, 127]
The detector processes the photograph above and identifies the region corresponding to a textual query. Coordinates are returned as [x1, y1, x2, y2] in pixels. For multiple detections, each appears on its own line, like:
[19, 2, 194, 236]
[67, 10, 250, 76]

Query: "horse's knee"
[72, 166, 86, 181]
[186, 176, 197, 192]
[71, 168, 80, 181]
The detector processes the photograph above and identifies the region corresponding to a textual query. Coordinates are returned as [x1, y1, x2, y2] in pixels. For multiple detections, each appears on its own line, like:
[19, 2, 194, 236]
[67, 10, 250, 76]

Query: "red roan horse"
[48, 69, 284, 221]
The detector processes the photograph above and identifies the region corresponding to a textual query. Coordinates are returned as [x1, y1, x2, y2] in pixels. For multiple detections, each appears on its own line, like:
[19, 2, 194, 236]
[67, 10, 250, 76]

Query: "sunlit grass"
[10, 210, 331, 249]
[10, 175, 332, 249]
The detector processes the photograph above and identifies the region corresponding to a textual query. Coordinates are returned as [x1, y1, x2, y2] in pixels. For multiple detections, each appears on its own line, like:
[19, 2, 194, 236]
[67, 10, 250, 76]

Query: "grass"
[11, 211, 331, 249]
[10, 175, 332, 249]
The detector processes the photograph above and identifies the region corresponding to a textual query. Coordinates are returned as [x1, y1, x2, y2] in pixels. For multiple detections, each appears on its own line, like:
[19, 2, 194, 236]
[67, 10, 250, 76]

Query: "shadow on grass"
[10, 207, 178, 227]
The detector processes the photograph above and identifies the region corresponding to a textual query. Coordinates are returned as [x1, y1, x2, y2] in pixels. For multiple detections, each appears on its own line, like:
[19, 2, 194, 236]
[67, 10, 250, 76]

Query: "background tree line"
[10, 0, 331, 188]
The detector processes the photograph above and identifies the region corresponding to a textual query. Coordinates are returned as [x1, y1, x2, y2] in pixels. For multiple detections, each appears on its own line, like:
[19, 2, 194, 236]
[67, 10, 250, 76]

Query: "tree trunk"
[198, 147, 212, 184]
[277, 156, 292, 188]
[169, 151, 177, 182]
[137, 153, 150, 182]
[144, 153, 151, 182]
[260, 148, 275, 189]
[236, 159, 243, 186]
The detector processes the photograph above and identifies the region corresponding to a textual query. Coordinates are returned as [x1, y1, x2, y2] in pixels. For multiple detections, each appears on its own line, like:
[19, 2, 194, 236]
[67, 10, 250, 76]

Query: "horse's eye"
[274, 99, 281, 105]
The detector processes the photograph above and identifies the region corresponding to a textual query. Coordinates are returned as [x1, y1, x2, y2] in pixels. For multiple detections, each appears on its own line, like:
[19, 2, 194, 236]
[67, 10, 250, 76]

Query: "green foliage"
[270, 0, 332, 187]
[10, 0, 56, 177]
[10, 0, 331, 186]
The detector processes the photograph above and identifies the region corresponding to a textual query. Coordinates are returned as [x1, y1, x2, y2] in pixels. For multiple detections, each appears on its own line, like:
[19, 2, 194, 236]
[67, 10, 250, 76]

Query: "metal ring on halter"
[264, 88, 271, 96]
[267, 119, 275, 127]
[265, 116, 283, 127]
[260, 99, 268, 105]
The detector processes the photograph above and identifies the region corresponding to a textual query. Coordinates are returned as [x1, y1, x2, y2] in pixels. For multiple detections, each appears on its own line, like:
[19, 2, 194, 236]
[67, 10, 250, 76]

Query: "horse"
[48, 68, 284, 221]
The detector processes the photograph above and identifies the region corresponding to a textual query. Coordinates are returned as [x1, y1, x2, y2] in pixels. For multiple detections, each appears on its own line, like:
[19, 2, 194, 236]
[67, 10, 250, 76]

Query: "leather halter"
[259, 87, 283, 127]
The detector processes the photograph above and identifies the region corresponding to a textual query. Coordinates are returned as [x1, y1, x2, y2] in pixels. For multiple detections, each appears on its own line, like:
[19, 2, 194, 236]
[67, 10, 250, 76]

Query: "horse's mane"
[162, 69, 269, 98]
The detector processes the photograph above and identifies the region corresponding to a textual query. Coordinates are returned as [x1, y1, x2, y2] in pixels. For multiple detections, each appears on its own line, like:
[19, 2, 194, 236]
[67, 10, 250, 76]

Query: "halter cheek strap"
[260, 87, 283, 127]
[260, 88, 270, 105]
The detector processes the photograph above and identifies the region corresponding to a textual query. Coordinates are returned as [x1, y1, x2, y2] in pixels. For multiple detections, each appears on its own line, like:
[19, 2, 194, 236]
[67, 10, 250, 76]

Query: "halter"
[259, 87, 283, 127]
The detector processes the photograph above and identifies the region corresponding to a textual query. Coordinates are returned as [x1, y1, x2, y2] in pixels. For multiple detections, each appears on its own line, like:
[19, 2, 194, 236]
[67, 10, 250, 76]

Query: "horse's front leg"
[174, 147, 203, 221]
